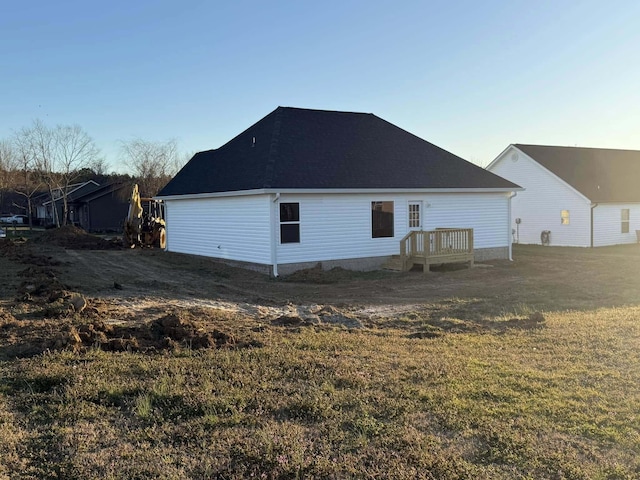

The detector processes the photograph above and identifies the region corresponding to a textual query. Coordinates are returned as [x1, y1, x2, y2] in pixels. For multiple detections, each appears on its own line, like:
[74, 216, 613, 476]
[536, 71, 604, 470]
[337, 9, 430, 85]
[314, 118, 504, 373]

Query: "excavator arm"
[123, 184, 166, 249]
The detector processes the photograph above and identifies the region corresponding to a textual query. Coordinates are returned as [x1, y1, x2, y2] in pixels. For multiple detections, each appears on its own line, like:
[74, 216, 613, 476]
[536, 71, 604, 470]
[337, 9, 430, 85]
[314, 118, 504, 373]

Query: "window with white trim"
[621, 209, 630, 233]
[561, 210, 570, 225]
[280, 203, 300, 243]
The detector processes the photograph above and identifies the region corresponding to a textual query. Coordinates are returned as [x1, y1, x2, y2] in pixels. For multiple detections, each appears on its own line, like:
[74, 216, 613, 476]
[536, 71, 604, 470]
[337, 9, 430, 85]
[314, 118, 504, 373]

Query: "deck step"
[382, 255, 405, 271]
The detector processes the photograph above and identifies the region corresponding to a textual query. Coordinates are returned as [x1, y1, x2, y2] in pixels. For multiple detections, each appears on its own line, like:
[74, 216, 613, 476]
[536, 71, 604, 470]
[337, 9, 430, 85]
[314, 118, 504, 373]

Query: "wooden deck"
[398, 228, 474, 273]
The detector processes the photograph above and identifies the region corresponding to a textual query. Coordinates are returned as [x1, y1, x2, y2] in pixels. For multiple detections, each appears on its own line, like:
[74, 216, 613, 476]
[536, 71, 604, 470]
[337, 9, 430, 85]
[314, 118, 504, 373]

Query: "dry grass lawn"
[1, 240, 640, 479]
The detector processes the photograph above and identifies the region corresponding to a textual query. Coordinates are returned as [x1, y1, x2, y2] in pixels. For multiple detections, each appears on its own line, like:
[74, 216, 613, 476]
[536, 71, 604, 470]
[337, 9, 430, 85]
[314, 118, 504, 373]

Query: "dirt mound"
[18, 279, 63, 299]
[152, 312, 236, 349]
[17, 276, 71, 305]
[0, 238, 20, 253]
[0, 318, 83, 358]
[0, 306, 256, 358]
[33, 225, 121, 250]
[0, 307, 17, 326]
[313, 305, 363, 328]
[50, 325, 83, 352]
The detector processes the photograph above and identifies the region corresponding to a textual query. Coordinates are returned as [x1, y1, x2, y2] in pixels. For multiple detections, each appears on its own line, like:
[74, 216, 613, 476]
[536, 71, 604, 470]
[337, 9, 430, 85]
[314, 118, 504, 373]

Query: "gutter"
[156, 186, 524, 201]
[590, 203, 598, 248]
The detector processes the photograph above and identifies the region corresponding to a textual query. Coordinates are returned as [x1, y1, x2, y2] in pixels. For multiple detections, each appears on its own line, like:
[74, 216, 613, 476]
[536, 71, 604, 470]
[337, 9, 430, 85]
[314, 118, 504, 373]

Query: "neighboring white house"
[157, 107, 521, 276]
[488, 144, 640, 247]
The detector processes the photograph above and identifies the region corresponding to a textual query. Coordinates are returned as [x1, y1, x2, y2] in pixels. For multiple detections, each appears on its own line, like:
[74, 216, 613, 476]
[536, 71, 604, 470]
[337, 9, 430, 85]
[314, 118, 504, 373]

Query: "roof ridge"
[516, 144, 640, 154]
[263, 107, 283, 188]
[278, 105, 374, 116]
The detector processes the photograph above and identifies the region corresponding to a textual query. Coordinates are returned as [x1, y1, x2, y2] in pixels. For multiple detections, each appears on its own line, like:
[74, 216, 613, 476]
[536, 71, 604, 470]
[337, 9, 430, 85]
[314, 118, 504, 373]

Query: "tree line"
[0, 120, 190, 227]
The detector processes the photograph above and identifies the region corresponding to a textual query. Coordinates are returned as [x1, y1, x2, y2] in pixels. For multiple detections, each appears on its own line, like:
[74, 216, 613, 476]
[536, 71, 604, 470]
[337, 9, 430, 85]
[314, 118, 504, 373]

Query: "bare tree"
[16, 120, 61, 225]
[14, 120, 100, 227]
[11, 129, 45, 228]
[120, 138, 186, 197]
[54, 124, 100, 225]
[0, 140, 15, 209]
[89, 156, 110, 177]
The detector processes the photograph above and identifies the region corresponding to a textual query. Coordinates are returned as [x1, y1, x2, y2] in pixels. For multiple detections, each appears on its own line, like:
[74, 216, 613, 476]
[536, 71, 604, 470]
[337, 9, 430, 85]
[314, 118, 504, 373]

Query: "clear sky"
[2, 0, 639, 172]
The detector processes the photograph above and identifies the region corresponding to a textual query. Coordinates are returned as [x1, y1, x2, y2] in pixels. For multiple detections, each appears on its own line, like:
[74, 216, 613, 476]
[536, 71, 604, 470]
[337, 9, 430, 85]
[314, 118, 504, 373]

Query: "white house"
[487, 144, 640, 247]
[157, 107, 521, 276]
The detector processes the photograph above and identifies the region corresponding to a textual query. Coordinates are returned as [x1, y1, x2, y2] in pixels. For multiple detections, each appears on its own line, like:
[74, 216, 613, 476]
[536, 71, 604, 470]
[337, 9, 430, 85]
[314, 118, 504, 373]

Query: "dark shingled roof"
[515, 144, 640, 203]
[159, 107, 519, 196]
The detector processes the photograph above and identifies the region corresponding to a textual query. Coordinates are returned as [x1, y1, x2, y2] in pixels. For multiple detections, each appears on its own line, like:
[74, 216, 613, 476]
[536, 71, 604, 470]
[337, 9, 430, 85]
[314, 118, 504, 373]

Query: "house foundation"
[172, 247, 509, 277]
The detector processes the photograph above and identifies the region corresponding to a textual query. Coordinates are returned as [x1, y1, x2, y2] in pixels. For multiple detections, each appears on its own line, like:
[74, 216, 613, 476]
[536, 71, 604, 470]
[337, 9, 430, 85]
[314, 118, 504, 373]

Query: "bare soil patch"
[0, 302, 260, 359]
[32, 225, 122, 250]
[3, 241, 640, 360]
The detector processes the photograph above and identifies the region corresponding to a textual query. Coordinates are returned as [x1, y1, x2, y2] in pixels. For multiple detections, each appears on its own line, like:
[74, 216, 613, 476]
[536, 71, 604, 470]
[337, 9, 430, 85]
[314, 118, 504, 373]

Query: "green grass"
[1, 307, 640, 479]
[0, 226, 45, 240]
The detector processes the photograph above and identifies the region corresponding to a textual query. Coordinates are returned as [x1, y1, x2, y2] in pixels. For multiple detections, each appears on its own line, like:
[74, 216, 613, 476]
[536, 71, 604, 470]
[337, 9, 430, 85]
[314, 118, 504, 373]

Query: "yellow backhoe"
[123, 184, 166, 248]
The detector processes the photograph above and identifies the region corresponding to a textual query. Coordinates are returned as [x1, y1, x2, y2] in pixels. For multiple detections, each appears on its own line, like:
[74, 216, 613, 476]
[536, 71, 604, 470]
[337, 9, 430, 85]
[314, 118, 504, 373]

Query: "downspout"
[590, 203, 598, 248]
[508, 191, 517, 261]
[164, 202, 169, 251]
[271, 193, 281, 277]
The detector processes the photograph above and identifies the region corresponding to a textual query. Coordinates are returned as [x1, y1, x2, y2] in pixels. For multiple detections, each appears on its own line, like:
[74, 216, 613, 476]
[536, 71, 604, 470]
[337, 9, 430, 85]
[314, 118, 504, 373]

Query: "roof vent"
[511, 152, 519, 162]
[252, 136, 256, 147]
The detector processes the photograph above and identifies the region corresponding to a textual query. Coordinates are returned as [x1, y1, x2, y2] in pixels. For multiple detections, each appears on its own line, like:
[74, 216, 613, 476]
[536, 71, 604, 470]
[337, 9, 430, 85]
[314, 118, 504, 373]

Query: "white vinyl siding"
[163, 191, 510, 268]
[275, 192, 509, 265]
[489, 146, 591, 246]
[424, 193, 509, 248]
[593, 204, 640, 246]
[164, 194, 271, 264]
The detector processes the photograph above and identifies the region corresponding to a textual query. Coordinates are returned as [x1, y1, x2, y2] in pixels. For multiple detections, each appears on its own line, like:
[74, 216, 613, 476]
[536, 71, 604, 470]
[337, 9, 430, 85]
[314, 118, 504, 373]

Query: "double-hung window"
[622, 209, 630, 233]
[279, 203, 300, 243]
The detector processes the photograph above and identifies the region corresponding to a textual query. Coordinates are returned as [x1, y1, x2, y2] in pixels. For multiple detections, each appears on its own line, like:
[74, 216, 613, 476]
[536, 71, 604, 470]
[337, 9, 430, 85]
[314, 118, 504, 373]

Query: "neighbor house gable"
[488, 145, 590, 204]
[71, 182, 129, 204]
[513, 144, 640, 203]
[40, 180, 101, 206]
[488, 144, 593, 247]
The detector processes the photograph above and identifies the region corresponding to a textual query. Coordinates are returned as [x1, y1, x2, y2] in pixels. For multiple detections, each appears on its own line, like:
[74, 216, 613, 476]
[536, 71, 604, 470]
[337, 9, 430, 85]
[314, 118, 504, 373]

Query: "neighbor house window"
[561, 210, 570, 225]
[280, 203, 300, 243]
[372, 201, 394, 238]
[622, 209, 630, 233]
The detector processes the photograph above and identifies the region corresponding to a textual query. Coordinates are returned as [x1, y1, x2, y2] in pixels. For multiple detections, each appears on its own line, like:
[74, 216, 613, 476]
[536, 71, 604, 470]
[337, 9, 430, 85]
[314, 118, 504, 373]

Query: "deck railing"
[399, 228, 474, 271]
